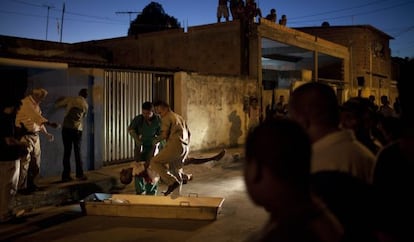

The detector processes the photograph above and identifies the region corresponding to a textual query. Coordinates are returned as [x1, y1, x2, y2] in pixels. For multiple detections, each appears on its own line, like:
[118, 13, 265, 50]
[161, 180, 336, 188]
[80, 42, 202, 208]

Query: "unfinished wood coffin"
[80, 193, 225, 220]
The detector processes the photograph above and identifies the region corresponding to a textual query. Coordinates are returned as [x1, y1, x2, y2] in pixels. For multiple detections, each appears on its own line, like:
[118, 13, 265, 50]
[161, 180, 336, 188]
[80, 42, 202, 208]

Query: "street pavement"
[0, 147, 269, 242]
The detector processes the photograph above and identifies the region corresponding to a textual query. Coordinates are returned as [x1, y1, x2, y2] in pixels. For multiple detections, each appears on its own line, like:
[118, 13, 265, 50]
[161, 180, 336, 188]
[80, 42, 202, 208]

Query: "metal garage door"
[103, 70, 173, 164]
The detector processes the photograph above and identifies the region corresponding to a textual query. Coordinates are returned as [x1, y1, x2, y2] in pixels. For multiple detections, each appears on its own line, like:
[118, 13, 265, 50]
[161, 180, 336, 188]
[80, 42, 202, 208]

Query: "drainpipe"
[313, 50, 318, 82]
[349, 41, 354, 96]
[87, 75, 95, 170]
[314, 36, 318, 82]
[257, 35, 263, 123]
[369, 44, 373, 95]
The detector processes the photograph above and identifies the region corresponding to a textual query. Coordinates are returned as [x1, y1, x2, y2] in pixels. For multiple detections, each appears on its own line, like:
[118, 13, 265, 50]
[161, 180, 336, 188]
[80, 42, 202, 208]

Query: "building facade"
[2, 20, 396, 177]
[296, 25, 397, 104]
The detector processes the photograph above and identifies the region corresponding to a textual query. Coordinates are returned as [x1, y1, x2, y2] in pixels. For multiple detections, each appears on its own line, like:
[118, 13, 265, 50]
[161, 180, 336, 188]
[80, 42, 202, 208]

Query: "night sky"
[1, 0, 413, 58]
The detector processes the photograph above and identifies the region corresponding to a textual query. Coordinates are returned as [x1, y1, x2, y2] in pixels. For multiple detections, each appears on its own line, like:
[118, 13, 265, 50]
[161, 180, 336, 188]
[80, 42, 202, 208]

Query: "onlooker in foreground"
[244, 119, 344, 242]
[373, 59, 414, 241]
[0, 77, 27, 223]
[288, 82, 376, 183]
[55, 88, 88, 182]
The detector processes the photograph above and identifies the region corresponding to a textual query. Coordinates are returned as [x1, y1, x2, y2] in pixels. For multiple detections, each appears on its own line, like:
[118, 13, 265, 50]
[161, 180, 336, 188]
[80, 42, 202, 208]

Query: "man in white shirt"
[15, 88, 57, 194]
[288, 82, 376, 184]
[287, 83, 381, 242]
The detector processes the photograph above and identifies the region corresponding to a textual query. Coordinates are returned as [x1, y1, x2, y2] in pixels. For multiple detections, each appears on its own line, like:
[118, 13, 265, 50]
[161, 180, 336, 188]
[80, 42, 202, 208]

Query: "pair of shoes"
[162, 181, 180, 196]
[182, 173, 193, 184]
[62, 176, 74, 182]
[76, 175, 88, 181]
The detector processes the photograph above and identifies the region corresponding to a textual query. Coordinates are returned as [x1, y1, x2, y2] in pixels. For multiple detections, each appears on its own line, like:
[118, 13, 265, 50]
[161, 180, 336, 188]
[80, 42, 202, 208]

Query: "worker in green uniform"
[128, 101, 162, 195]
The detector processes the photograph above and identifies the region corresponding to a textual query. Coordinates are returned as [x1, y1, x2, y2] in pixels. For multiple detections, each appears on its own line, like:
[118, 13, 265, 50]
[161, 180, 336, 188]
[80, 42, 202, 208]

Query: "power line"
[115, 11, 140, 23]
[11, 0, 43, 8]
[9, 0, 124, 23]
[289, 0, 390, 20]
[393, 26, 414, 38]
[289, 1, 413, 25]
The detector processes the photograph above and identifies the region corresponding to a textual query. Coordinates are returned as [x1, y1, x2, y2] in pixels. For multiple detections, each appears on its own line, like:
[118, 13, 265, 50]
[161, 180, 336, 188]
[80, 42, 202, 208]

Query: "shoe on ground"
[162, 181, 180, 196]
[62, 176, 74, 182]
[76, 175, 88, 181]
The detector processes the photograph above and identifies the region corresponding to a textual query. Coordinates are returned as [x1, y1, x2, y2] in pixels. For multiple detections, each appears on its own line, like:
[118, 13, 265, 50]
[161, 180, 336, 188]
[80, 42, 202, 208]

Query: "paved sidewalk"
[12, 147, 244, 213]
[1, 146, 263, 242]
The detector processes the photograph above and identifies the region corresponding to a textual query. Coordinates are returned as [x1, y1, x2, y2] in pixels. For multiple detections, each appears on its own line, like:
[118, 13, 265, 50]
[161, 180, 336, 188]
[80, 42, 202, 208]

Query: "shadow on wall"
[228, 110, 242, 147]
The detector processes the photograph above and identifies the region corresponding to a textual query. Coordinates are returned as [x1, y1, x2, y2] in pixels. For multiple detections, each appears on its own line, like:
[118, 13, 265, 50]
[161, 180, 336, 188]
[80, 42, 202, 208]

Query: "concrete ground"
[0, 148, 269, 242]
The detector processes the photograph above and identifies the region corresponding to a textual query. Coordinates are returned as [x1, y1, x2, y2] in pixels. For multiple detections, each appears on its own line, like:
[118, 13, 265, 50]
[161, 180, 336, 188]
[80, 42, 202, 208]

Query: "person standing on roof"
[217, 0, 230, 23]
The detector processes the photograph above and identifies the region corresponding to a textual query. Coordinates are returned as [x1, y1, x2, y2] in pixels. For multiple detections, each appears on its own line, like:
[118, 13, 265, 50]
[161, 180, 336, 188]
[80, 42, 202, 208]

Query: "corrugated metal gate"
[103, 70, 173, 164]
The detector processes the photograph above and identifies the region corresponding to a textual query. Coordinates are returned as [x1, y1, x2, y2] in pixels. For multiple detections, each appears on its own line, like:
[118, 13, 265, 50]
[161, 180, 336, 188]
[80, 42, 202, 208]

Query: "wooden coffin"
[80, 193, 225, 220]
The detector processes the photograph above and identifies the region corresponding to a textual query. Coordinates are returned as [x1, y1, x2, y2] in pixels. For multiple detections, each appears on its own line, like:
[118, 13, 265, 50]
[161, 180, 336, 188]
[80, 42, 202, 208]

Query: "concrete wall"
[92, 22, 243, 76]
[174, 72, 258, 151]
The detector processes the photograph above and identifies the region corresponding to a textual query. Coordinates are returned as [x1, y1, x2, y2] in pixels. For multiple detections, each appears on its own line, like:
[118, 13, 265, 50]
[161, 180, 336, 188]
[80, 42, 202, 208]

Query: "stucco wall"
[175, 72, 258, 151]
[92, 22, 243, 76]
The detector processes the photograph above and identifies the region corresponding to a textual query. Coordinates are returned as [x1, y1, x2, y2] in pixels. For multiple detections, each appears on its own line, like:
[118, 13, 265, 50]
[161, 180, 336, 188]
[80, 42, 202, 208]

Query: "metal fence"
[103, 70, 173, 164]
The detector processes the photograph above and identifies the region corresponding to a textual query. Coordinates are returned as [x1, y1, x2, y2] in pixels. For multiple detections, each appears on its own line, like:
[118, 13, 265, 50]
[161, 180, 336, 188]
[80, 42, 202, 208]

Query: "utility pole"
[60, 2, 65, 42]
[43, 4, 54, 40]
[115, 11, 140, 23]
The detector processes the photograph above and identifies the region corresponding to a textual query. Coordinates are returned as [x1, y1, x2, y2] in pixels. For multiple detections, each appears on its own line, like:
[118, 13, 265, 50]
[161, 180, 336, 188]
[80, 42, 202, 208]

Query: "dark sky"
[1, 0, 413, 58]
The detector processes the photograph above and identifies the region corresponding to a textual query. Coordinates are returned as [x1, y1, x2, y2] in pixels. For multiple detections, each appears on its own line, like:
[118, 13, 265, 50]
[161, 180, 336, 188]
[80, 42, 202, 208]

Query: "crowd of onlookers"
[244, 71, 413, 241]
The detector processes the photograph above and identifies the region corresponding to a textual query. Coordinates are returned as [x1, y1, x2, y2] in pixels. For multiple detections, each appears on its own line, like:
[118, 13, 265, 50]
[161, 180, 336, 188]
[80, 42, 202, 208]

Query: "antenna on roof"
[42, 4, 54, 40]
[59, 2, 65, 42]
[115, 11, 140, 23]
